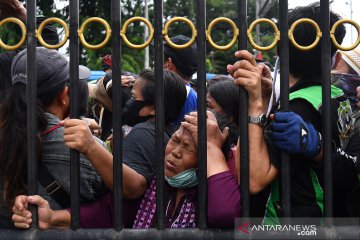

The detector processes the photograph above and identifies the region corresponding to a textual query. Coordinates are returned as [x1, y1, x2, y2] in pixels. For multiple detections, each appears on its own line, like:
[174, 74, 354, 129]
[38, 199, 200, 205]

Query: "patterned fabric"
[133, 179, 196, 228]
[168, 197, 196, 228]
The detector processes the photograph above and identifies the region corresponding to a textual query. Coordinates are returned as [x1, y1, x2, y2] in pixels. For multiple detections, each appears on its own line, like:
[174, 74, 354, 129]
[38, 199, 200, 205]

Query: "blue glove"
[271, 111, 322, 159]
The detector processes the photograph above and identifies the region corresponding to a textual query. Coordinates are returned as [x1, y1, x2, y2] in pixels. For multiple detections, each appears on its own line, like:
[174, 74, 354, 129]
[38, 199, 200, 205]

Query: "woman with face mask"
[61, 69, 186, 203]
[12, 111, 239, 229]
[206, 80, 240, 179]
[10, 69, 188, 228]
[0, 48, 106, 228]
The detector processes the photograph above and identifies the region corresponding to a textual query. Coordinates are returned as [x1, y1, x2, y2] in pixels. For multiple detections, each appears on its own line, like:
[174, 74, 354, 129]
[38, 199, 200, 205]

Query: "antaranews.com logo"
[237, 222, 316, 239]
[235, 218, 359, 240]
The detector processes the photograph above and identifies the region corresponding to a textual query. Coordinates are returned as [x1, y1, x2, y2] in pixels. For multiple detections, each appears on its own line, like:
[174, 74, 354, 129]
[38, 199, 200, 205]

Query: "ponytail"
[0, 84, 48, 207]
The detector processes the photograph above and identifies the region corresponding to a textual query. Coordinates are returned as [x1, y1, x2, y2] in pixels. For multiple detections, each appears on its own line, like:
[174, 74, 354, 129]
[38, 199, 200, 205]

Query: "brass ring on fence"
[0, 17, 26, 51]
[163, 17, 197, 49]
[247, 18, 280, 51]
[121, 17, 154, 49]
[37, 18, 69, 49]
[288, 18, 322, 51]
[330, 19, 360, 51]
[206, 17, 239, 51]
[78, 17, 111, 50]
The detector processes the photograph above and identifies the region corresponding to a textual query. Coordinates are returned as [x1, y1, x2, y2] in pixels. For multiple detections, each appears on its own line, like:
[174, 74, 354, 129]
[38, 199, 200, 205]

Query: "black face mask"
[123, 99, 153, 127]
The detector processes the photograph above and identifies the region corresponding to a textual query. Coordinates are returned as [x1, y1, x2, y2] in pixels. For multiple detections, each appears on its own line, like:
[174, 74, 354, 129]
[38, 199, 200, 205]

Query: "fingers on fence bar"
[78, 17, 112, 50]
[0, 17, 26, 51]
[331, 19, 360, 51]
[163, 17, 197, 49]
[288, 18, 322, 51]
[121, 17, 154, 49]
[37, 17, 69, 49]
[247, 18, 280, 51]
[206, 17, 239, 51]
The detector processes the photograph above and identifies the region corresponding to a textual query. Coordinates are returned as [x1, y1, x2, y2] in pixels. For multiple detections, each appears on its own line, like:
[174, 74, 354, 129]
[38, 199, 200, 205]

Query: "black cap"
[12, 47, 87, 98]
[164, 35, 197, 79]
[37, 16, 60, 46]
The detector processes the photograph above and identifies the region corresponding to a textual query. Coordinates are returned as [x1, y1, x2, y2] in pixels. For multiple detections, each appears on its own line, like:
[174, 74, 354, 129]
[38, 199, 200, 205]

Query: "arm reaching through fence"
[12, 195, 70, 229]
[228, 50, 278, 194]
[62, 118, 147, 199]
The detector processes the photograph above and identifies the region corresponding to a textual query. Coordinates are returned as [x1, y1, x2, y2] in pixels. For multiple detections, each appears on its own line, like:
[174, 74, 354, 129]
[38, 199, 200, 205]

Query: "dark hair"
[163, 35, 198, 80]
[278, 3, 346, 79]
[207, 75, 234, 87]
[139, 69, 187, 125]
[78, 79, 89, 116]
[207, 80, 240, 123]
[0, 83, 65, 207]
[213, 111, 238, 160]
[207, 81, 240, 154]
[36, 17, 60, 47]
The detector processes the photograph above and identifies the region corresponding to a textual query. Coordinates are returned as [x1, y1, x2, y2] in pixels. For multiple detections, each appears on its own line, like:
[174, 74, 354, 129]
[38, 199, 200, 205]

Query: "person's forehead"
[133, 78, 144, 88]
[175, 126, 194, 142]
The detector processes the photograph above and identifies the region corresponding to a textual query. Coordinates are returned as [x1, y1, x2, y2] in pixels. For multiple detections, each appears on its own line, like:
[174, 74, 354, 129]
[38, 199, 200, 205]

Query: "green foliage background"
[0, 0, 279, 74]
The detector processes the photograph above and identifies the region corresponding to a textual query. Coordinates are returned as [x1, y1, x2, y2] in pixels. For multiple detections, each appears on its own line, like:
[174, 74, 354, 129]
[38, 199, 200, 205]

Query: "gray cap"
[79, 65, 91, 80]
[11, 47, 88, 97]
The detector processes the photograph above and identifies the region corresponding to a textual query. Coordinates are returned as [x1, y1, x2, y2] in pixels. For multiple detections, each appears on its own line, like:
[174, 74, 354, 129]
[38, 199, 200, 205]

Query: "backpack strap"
[38, 165, 70, 208]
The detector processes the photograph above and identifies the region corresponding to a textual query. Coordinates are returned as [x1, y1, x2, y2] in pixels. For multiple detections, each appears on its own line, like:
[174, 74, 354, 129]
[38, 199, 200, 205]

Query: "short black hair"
[78, 79, 89, 116]
[139, 69, 186, 125]
[164, 35, 198, 80]
[278, 3, 346, 79]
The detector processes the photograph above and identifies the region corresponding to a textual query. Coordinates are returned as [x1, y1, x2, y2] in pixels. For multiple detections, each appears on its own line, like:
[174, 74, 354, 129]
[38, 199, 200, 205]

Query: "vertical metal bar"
[111, 0, 123, 230]
[320, 0, 333, 224]
[144, 0, 150, 69]
[237, 0, 250, 219]
[154, 0, 165, 229]
[279, 0, 291, 220]
[26, 0, 38, 229]
[69, 0, 80, 229]
[196, 0, 207, 229]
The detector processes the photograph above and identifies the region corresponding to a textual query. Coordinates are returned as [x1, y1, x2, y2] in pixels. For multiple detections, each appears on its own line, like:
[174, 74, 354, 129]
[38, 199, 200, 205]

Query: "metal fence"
[0, 0, 360, 239]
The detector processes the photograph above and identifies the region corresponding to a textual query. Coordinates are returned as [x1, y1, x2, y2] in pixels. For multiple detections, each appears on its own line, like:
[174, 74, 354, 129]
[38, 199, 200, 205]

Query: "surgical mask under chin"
[165, 168, 198, 188]
[123, 99, 153, 127]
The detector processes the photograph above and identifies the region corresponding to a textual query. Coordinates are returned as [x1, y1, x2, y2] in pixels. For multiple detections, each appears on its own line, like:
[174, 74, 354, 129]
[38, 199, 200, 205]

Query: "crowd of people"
[0, 0, 359, 230]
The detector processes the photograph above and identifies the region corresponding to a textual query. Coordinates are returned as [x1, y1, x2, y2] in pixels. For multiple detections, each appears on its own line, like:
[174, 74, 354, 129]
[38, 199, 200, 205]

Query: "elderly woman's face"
[164, 126, 198, 177]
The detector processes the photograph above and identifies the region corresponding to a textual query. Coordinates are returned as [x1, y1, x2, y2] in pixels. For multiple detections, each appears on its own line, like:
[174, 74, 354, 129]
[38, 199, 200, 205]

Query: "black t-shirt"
[122, 121, 172, 184]
[332, 134, 360, 217]
[264, 79, 343, 220]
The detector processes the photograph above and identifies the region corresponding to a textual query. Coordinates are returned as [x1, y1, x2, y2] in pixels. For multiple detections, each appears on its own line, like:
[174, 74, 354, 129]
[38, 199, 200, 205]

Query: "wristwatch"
[248, 113, 267, 127]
